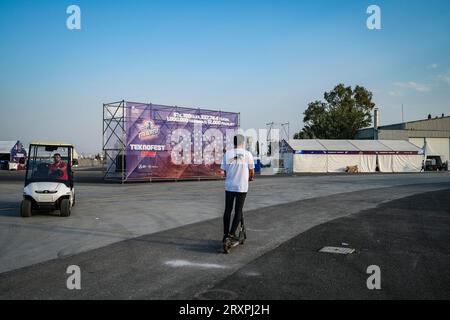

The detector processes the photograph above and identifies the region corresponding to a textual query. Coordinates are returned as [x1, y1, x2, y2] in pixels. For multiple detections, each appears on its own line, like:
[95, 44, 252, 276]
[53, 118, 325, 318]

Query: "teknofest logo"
[138, 119, 160, 140]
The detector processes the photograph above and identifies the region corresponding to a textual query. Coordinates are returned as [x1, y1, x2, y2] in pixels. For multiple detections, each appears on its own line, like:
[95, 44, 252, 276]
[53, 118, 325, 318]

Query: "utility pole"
[266, 122, 275, 156]
[281, 122, 290, 141]
[374, 108, 379, 140]
[266, 122, 275, 141]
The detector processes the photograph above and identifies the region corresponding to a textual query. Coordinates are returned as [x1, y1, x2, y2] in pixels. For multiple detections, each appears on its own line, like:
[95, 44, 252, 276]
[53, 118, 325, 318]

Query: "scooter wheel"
[223, 239, 231, 254]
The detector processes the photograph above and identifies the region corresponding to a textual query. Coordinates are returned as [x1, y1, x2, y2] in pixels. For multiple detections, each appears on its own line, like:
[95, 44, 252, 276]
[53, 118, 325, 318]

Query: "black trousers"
[223, 191, 247, 236]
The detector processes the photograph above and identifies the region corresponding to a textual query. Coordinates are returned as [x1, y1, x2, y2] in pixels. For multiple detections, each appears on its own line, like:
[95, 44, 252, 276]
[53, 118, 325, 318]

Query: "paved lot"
[0, 171, 449, 275]
[208, 189, 450, 299]
[0, 184, 449, 299]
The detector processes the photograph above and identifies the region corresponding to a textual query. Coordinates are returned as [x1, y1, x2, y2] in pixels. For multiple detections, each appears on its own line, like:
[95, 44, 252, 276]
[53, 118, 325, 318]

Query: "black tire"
[60, 198, 71, 217]
[239, 233, 246, 245]
[20, 199, 32, 217]
[223, 239, 231, 254]
[239, 224, 246, 245]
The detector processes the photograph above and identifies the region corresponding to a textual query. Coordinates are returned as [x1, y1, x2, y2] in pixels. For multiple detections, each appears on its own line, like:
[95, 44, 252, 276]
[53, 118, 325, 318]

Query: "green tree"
[294, 84, 375, 139]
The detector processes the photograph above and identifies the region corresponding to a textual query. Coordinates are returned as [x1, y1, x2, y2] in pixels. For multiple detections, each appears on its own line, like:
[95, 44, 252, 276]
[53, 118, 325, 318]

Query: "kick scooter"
[223, 214, 247, 254]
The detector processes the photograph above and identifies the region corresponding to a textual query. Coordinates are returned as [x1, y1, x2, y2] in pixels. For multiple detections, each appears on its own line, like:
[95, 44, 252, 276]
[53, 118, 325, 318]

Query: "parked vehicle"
[21, 142, 75, 217]
[424, 156, 448, 171]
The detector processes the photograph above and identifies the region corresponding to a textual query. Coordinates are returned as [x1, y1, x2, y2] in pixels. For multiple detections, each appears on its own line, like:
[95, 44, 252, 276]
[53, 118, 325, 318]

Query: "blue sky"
[1, 0, 450, 153]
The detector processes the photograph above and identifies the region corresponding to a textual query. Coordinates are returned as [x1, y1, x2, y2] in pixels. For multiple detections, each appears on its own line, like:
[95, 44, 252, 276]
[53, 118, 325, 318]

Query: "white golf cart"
[21, 142, 75, 217]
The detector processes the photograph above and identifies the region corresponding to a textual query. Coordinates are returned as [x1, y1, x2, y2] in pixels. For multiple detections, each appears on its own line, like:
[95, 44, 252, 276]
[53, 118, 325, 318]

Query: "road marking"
[242, 271, 261, 277]
[165, 260, 228, 269]
[246, 227, 276, 232]
[319, 246, 355, 255]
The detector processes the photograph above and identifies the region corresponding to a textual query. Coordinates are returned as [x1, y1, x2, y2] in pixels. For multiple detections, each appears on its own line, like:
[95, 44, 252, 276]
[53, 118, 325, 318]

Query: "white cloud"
[428, 63, 438, 69]
[438, 75, 450, 84]
[394, 81, 431, 92]
[388, 90, 403, 97]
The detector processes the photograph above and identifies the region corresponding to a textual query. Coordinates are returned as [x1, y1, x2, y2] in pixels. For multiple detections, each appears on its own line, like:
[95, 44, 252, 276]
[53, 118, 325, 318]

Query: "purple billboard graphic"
[125, 102, 240, 180]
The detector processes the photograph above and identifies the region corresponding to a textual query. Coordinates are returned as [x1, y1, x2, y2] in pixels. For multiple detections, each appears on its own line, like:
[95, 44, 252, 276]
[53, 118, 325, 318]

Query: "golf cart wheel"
[20, 199, 32, 218]
[60, 199, 71, 217]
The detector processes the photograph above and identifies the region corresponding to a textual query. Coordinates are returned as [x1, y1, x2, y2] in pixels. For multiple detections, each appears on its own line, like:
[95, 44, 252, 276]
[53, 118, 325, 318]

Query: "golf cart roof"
[29, 141, 74, 147]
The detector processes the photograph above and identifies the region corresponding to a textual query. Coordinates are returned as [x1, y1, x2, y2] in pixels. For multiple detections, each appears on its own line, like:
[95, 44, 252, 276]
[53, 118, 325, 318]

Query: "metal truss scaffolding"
[103, 101, 126, 182]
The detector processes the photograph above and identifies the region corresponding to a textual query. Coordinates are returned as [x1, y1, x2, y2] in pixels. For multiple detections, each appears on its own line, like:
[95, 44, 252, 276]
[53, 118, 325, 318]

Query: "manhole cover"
[319, 246, 355, 255]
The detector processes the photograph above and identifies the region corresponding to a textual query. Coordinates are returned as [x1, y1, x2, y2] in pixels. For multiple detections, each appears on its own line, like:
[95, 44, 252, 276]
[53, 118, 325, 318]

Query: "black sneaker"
[223, 234, 238, 244]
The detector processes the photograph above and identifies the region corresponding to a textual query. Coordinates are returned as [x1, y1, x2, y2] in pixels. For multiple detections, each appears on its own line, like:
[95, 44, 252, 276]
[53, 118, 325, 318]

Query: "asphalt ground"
[207, 188, 450, 300]
[0, 184, 449, 299]
[1, 171, 449, 274]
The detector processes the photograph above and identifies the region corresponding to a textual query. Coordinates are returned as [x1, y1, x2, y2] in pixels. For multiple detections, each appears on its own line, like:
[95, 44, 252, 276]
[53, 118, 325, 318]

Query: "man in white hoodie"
[221, 134, 255, 245]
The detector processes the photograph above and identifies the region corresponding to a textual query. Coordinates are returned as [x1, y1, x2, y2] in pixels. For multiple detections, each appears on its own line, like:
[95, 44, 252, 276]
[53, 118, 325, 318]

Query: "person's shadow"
[132, 234, 224, 254]
[0, 202, 226, 253]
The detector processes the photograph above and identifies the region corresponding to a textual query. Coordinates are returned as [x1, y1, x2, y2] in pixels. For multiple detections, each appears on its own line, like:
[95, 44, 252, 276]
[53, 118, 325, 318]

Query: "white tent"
[319, 140, 360, 172]
[288, 140, 327, 173]
[349, 140, 392, 172]
[282, 139, 423, 173]
[378, 140, 423, 172]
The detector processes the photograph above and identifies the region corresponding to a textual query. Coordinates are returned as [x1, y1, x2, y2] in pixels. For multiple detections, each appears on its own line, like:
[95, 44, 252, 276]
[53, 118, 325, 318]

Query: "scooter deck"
[222, 229, 246, 254]
[223, 238, 240, 254]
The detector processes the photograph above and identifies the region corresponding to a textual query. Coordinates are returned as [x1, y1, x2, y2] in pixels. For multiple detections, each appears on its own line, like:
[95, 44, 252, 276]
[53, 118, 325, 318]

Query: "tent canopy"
[284, 139, 423, 173]
[285, 139, 422, 154]
[318, 140, 359, 152]
[378, 140, 422, 152]
[349, 140, 392, 152]
[287, 139, 326, 152]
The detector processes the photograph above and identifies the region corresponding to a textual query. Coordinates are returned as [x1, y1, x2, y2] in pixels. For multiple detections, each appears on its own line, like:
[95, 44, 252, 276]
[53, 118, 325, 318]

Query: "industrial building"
[356, 114, 450, 164]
